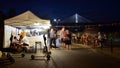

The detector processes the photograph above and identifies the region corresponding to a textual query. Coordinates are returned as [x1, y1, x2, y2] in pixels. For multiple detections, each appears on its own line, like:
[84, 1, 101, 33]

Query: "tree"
[0, 10, 6, 50]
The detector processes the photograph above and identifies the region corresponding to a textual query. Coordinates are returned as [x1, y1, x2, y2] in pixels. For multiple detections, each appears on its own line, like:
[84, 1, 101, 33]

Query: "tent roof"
[4, 11, 51, 28]
[60, 13, 92, 24]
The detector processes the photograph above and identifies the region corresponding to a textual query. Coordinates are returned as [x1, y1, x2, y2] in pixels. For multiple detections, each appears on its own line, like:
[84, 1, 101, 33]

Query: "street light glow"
[53, 19, 57, 22]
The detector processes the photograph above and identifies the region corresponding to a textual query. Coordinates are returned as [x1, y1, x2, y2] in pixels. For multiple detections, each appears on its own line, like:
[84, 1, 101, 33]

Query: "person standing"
[64, 29, 72, 50]
[10, 34, 13, 48]
[49, 28, 56, 48]
[97, 32, 103, 47]
[60, 27, 65, 48]
[43, 34, 46, 46]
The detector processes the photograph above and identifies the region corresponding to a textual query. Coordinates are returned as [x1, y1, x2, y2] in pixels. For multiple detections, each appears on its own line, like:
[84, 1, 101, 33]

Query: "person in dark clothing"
[10, 34, 13, 48]
[64, 29, 72, 50]
[43, 34, 46, 46]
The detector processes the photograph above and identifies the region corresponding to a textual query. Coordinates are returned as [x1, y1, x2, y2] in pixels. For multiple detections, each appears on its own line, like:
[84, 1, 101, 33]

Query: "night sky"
[0, 0, 120, 22]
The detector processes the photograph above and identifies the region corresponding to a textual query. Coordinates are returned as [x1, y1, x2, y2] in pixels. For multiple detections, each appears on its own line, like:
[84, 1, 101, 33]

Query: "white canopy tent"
[3, 11, 51, 48]
[4, 10, 51, 29]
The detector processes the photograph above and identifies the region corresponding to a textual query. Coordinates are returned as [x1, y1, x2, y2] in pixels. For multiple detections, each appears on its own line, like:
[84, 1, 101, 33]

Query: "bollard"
[46, 54, 50, 61]
[9, 56, 15, 63]
[31, 55, 35, 60]
[21, 54, 25, 57]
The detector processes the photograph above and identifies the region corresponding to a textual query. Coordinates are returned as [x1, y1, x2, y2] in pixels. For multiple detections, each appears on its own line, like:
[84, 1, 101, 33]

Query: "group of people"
[9, 27, 108, 52]
[48, 27, 72, 50]
[79, 32, 107, 47]
[9, 31, 29, 52]
[94, 32, 107, 47]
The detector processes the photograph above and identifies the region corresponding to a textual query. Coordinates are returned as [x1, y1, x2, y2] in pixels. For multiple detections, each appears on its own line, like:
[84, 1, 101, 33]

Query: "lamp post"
[53, 19, 60, 29]
[57, 19, 60, 26]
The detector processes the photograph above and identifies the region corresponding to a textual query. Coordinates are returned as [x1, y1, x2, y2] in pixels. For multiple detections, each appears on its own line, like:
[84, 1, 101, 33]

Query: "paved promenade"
[75, 44, 120, 59]
[0, 44, 120, 68]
